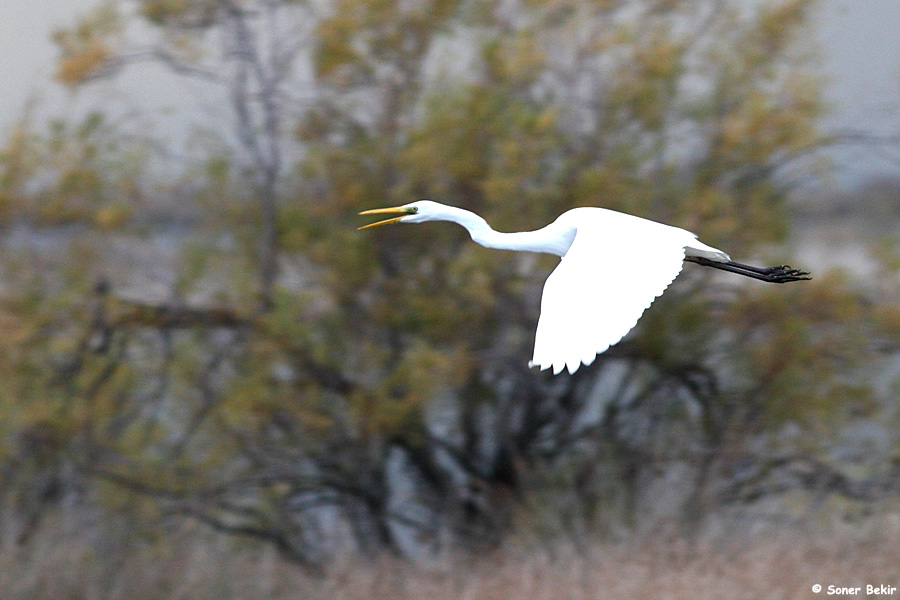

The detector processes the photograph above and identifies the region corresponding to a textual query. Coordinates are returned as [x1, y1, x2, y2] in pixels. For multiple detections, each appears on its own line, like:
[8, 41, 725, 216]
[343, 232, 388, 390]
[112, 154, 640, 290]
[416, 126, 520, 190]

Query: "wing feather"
[530, 214, 689, 375]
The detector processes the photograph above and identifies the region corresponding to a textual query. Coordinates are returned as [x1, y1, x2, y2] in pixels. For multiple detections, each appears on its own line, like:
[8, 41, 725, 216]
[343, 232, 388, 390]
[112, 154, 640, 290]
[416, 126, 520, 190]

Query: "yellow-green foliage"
[725, 272, 876, 425]
[314, 0, 463, 84]
[52, 2, 122, 86]
[0, 111, 144, 228]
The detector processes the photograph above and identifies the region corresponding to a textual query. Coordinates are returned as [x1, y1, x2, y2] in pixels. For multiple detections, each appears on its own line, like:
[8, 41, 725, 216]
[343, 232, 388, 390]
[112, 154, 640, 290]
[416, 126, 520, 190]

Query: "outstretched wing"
[530, 215, 688, 375]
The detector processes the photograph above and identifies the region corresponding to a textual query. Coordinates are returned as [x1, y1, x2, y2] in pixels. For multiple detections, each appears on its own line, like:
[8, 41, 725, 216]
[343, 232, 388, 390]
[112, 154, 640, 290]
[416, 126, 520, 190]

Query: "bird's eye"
[408, 207, 418, 213]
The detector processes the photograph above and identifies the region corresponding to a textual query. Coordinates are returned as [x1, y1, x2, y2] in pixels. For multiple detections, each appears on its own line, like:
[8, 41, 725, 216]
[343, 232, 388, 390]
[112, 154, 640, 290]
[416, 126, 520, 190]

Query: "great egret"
[360, 201, 810, 375]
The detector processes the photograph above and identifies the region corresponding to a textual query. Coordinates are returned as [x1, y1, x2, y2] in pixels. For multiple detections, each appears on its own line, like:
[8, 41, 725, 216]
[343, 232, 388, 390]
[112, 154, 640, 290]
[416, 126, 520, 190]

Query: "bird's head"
[358, 200, 444, 229]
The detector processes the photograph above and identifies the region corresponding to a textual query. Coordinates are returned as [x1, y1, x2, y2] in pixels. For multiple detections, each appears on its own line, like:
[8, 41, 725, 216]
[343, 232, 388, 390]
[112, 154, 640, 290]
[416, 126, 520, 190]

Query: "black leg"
[685, 256, 811, 284]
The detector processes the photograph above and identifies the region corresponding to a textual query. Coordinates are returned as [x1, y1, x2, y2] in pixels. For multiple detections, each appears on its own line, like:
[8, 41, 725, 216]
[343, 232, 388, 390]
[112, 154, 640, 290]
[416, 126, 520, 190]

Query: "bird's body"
[520, 207, 728, 374]
[360, 201, 809, 375]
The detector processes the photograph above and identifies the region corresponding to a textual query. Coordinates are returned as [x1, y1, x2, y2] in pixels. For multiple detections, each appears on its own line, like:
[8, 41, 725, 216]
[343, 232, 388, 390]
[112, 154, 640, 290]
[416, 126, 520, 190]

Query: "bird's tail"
[685, 240, 730, 262]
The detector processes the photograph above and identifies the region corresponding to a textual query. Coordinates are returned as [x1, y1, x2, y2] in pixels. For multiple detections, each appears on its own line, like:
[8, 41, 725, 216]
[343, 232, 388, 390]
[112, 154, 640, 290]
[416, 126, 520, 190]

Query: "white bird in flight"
[360, 201, 810, 375]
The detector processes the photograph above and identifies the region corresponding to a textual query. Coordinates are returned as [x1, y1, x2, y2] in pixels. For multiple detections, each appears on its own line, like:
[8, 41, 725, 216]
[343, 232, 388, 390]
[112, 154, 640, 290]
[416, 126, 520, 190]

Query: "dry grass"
[2, 509, 900, 600]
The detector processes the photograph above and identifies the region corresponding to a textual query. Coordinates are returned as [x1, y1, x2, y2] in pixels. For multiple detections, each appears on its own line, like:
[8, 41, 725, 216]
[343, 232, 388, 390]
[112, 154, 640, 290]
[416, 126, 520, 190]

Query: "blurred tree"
[52, 0, 322, 307]
[1, 0, 893, 566]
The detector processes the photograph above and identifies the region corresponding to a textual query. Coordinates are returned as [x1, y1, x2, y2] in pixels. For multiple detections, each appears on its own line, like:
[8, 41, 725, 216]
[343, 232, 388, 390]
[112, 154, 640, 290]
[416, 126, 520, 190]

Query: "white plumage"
[360, 200, 807, 375]
[528, 208, 725, 374]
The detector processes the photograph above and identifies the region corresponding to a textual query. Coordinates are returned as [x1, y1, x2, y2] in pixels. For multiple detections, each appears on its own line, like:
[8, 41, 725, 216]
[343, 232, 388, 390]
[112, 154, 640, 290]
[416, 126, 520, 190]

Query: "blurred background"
[1, 0, 900, 598]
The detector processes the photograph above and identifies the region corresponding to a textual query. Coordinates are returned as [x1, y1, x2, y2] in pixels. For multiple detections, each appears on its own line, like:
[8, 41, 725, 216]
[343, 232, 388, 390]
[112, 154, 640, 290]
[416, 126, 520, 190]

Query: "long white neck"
[435, 205, 573, 257]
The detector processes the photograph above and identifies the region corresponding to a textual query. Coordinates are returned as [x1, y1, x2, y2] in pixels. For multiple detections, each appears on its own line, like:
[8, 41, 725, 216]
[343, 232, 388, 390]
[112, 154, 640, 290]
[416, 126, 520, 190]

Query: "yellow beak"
[358, 206, 415, 230]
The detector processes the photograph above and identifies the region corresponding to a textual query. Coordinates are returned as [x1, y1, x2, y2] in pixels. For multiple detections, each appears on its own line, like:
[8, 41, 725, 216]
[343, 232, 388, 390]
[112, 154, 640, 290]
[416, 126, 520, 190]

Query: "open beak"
[358, 206, 415, 230]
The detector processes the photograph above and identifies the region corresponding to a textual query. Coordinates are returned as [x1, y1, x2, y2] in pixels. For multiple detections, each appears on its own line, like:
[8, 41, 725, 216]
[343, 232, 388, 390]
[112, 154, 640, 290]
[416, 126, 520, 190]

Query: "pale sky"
[0, 0, 86, 114]
[2, 0, 899, 187]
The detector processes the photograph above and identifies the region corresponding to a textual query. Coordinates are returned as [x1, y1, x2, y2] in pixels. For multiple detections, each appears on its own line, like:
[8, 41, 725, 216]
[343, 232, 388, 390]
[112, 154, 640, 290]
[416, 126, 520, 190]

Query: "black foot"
[686, 257, 811, 284]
